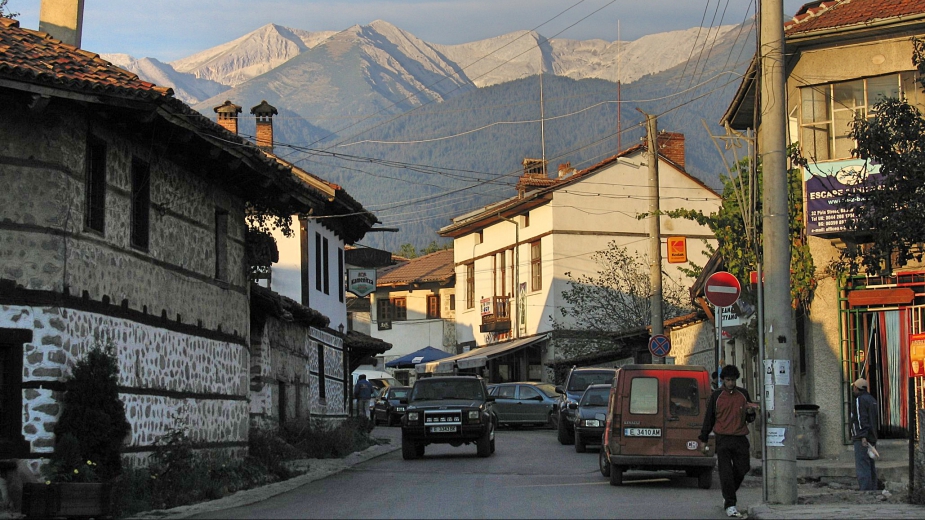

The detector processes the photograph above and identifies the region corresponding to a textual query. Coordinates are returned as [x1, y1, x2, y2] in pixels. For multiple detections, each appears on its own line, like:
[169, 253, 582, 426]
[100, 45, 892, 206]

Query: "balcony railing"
[480, 296, 511, 332]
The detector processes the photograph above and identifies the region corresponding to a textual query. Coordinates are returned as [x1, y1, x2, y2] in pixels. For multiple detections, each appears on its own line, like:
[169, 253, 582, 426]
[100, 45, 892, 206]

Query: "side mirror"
[555, 386, 564, 394]
[568, 402, 578, 410]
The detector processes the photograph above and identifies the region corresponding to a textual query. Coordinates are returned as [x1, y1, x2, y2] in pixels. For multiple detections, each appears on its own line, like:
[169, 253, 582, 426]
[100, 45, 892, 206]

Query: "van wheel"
[697, 468, 713, 489]
[402, 437, 420, 460]
[609, 464, 624, 486]
[575, 435, 586, 453]
[599, 450, 611, 477]
[557, 417, 574, 445]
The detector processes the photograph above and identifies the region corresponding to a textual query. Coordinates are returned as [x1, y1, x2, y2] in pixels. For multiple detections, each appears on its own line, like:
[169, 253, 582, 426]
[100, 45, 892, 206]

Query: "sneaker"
[725, 506, 743, 518]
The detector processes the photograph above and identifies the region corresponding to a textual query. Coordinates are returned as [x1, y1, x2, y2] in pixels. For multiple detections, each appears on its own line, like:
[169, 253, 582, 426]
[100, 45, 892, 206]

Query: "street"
[190, 427, 760, 519]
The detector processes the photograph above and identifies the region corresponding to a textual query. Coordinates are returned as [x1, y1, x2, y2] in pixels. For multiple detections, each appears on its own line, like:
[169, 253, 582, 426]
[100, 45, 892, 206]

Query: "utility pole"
[760, 0, 797, 504]
[643, 111, 664, 360]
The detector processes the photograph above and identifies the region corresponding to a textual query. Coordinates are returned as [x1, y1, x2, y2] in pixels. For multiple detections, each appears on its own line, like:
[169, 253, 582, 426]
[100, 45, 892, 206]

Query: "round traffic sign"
[648, 334, 671, 357]
[705, 271, 741, 307]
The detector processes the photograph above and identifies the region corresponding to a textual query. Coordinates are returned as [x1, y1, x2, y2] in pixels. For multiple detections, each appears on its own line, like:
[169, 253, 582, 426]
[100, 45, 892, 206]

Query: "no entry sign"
[705, 271, 741, 308]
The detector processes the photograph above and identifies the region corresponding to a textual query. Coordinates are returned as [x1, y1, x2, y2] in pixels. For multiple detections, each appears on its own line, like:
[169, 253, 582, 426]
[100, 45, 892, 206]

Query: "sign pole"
[715, 306, 722, 388]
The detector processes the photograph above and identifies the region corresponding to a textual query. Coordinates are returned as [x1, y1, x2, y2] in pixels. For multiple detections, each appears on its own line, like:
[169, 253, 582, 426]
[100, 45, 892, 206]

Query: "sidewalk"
[749, 502, 924, 519]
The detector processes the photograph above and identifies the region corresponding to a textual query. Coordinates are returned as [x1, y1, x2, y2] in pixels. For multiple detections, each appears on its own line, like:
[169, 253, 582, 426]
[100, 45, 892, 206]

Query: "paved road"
[192, 426, 760, 519]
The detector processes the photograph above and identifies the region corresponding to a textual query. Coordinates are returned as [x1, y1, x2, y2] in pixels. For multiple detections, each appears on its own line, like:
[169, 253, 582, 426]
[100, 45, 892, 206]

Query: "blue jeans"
[853, 440, 878, 490]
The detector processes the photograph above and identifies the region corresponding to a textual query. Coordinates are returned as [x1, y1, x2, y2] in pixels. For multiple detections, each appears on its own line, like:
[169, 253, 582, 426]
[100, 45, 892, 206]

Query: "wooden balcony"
[480, 296, 511, 333]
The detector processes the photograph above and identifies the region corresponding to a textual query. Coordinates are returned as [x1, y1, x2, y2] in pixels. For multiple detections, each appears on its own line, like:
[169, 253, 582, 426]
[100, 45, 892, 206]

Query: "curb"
[127, 440, 401, 519]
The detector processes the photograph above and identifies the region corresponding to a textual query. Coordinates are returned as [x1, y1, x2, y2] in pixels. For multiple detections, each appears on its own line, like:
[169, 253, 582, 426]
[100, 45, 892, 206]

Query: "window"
[315, 233, 322, 291]
[427, 295, 440, 319]
[392, 297, 407, 321]
[0, 330, 30, 458]
[322, 237, 330, 295]
[130, 158, 150, 250]
[800, 73, 914, 162]
[84, 137, 106, 233]
[475, 231, 483, 245]
[497, 385, 516, 399]
[668, 377, 700, 416]
[530, 240, 542, 291]
[518, 386, 541, 400]
[377, 298, 392, 330]
[449, 293, 456, 311]
[337, 248, 344, 302]
[316, 342, 326, 399]
[214, 210, 228, 281]
[629, 377, 658, 414]
[465, 263, 475, 309]
[522, 212, 530, 228]
[500, 251, 507, 296]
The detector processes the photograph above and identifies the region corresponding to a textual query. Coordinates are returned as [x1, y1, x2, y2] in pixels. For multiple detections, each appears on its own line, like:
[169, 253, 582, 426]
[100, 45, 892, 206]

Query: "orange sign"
[667, 236, 687, 264]
[911, 333, 925, 377]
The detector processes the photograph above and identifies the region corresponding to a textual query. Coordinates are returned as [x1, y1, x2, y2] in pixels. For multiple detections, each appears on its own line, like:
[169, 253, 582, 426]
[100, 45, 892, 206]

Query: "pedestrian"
[354, 374, 374, 423]
[699, 365, 758, 518]
[850, 377, 879, 491]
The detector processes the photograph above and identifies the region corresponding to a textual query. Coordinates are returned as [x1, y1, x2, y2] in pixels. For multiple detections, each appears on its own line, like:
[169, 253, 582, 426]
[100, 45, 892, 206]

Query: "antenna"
[540, 70, 546, 169]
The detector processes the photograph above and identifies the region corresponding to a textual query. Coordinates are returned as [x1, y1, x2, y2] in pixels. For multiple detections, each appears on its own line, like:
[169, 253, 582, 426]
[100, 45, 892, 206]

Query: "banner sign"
[910, 333, 925, 377]
[347, 268, 377, 297]
[804, 159, 881, 235]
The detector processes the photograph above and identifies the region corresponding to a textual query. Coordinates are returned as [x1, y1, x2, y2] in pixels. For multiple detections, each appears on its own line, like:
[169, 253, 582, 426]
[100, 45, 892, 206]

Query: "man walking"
[699, 365, 757, 518]
[354, 374, 374, 423]
[850, 377, 879, 490]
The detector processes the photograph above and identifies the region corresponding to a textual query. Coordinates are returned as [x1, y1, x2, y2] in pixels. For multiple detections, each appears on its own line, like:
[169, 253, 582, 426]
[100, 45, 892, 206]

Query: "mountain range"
[101, 20, 756, 251]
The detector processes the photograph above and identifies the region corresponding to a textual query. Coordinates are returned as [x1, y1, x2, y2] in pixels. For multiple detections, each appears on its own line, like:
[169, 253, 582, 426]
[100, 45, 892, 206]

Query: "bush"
[280, 417, 376, 459]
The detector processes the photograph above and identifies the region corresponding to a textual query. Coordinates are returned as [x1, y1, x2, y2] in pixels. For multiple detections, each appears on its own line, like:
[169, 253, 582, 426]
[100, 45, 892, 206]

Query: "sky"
[11, 0, 809, 62]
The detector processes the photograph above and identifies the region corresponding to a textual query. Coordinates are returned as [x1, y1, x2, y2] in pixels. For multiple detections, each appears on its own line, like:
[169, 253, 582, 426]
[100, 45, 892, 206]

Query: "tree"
[395, 243, 418, 259]
[550, 242, 692, 359]
[0, 0, 18, 18]
[838, 38, 925, 275]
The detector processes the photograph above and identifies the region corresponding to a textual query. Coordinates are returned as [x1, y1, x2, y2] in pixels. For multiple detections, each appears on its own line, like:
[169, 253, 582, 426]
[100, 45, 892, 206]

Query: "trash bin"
[794, 404, 820, 460]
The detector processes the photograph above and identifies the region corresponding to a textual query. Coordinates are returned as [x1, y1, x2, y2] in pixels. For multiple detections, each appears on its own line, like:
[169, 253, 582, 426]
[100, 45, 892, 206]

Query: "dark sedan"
[488, 382, 560, 428]
[373, 386, 412, 426]
[571, 383, 610, 452]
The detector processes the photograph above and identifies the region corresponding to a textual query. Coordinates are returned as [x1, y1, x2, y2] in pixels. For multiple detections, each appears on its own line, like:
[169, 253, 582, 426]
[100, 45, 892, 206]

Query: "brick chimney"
[656, 132, 685, 169]
[214, 100, 242, 135]
[39, 0, 85, 48]
[250, 100, 278, 153]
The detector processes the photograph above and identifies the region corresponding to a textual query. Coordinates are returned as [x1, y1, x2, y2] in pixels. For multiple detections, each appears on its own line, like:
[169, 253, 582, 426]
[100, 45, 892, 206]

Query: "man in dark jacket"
[850, 377, 879, 490]
[699, 365, 757, 518]
[354, 374, 374, 421]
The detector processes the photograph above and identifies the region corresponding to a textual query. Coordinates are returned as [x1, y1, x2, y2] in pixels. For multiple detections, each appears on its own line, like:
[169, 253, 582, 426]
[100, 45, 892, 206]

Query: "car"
[399, 375, 497, 459]
[571, 383, 610, 452]
[555, 367, 618, 445]
[599, 364, 715, 488]
[488, 382, 560, 428]
[373, 386, 412, 426]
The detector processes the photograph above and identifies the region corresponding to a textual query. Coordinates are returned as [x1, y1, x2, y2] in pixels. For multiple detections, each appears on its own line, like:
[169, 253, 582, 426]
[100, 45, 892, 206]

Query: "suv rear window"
[629, 377, 658, 414]
[411, 379, 485, 401]
[567, 371, 614, 392]
[669, 377, 700, 416]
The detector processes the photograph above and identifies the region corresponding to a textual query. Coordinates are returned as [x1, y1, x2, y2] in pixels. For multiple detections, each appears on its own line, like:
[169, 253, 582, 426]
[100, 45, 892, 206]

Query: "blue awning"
[385, 346, 453, 368]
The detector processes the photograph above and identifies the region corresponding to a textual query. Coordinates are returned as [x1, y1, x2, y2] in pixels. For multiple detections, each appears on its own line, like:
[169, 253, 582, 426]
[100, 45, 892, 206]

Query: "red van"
[599, 364, 715, 488]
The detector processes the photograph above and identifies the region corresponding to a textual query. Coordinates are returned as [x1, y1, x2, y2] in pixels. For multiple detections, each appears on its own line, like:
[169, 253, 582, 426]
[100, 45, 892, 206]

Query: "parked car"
[373, 386, 412, 426]
[399, 375, 497, 459]
[488, 382, 560, 428]
[555, 367, 618, 445]
[599, 364, 715, 488]
[571, 383, 610, 453]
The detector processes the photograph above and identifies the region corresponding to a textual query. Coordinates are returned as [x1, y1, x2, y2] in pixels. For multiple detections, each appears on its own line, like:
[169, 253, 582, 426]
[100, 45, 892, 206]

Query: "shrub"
[280, 417, 376, 459]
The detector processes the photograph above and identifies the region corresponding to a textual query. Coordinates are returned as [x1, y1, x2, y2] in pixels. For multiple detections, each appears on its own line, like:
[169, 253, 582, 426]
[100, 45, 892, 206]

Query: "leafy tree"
[550, 242, 692, 359]
[0, 0, 18, 18]
[395, 243, 418, 259]
[837, 38, 925, 275]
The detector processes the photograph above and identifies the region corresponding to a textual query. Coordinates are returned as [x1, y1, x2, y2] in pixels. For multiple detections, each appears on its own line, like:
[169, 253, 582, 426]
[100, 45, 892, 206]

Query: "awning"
[416, 334, 547, 374]
[385, 346, 452, 368]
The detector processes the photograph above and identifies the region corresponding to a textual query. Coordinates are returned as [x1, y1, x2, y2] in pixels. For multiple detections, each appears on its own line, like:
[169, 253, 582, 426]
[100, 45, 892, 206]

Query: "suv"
[555, 367, 617, 445]
[399, 375, 497, 459]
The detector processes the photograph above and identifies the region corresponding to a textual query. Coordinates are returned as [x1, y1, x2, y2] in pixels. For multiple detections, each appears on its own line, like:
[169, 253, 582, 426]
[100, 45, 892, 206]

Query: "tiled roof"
[0, 17, 172, 100]
[377, 249, 454, 286]
[785, 0, 925, 35]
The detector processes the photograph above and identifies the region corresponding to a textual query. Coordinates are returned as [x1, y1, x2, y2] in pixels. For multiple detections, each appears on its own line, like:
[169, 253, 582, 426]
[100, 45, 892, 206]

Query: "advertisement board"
[804, 159, 881, 235]
[347, 268, 377, 297]
[910, 333, 925, 378]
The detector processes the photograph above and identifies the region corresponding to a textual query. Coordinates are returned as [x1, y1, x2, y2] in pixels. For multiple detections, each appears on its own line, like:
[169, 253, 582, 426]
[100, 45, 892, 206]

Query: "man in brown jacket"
[699, 365, 757, 518]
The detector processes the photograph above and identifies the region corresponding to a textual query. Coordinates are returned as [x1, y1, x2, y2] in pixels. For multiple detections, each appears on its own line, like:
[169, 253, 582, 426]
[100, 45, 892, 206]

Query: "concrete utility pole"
[644, 112, 664, 360]
[759, 0, 797, 504]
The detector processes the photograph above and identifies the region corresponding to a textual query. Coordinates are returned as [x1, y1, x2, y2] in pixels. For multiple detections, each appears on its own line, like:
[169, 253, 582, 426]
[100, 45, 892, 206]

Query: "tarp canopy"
[385, 346, 453, 368]
[416, 335, 547, 374]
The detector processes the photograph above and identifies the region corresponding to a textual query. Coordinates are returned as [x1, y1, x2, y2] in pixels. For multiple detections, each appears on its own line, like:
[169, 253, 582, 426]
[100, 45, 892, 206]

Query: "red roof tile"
[377, 249, 454, 286]
[785, 0, 925, 35]
[0, 17, 172, 100]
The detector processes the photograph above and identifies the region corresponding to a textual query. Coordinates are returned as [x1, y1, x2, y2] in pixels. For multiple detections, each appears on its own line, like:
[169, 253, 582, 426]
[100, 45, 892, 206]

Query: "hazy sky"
[13, 0, 808, 62]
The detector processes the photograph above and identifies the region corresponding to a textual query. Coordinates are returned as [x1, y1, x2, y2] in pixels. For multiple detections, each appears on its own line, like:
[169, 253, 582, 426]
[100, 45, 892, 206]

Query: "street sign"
[667, 237, 687, 264]
[705, 271, 741, 308]
[648, 334, 671, 358]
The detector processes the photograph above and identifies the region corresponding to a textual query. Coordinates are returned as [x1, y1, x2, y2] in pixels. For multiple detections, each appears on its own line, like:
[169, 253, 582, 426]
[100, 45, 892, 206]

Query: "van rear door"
[664, 373, 705, 456]
[619, 371, 664, 456]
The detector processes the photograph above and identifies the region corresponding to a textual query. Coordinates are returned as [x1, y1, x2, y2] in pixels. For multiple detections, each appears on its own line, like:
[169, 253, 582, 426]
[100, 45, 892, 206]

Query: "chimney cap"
[250, 100, 278, 116]
[214, 100, 242, 114]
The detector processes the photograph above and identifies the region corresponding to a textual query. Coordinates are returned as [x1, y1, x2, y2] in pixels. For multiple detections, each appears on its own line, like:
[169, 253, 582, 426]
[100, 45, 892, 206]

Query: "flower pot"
[22, 482, 111, 518]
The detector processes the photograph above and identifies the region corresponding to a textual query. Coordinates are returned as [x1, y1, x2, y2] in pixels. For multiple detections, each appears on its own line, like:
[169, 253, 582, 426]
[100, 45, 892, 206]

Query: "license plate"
[430, 425, 457, 433]
[624, 427, 661, 437]
[396, 407, 405, 412]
